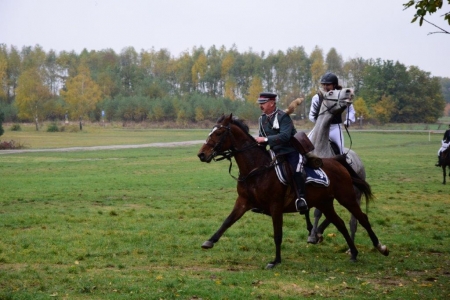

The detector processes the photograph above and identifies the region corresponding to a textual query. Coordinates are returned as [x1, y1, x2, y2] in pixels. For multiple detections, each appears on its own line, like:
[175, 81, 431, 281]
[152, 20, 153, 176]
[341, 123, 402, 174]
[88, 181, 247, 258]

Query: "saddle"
[291, 131, 323, 168]
[269, 150, 329, 187]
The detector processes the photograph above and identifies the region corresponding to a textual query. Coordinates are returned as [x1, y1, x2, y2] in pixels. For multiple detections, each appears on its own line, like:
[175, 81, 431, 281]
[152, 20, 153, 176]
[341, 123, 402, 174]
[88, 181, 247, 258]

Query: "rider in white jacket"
[308, 72, 355, 155]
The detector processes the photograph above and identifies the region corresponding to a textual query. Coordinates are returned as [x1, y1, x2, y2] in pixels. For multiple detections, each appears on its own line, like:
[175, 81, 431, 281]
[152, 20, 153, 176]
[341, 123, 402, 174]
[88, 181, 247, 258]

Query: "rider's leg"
[286, 152, 308, 214]
[293, 171, 308, 214]
[329, 124, 344, 155]
[436, 152, 442, 167]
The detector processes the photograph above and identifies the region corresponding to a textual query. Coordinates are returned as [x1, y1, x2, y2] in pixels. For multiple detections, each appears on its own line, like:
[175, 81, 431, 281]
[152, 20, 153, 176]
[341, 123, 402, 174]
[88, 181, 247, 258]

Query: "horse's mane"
[216, 115, 250, 134]
[216, 115, 269, 158]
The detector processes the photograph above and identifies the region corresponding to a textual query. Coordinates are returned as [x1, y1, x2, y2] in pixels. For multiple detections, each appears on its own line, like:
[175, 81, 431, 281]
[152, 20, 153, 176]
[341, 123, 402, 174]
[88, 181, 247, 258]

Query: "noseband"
[204, 123, 272, 181]
[318, 90, 354, 154]
[318, 90, 350, 117]
[205, 124, 258, 162]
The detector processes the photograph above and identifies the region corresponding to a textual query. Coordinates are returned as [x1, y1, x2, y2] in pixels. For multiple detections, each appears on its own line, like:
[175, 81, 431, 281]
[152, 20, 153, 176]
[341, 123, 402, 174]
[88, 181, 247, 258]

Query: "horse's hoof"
[307, 236, 318, 244]
[317, 234, 324, 243]
[265, 262, 279, 269]
[376, 243, 389, 256]
[201, 241, 214, 249]
[345, 249, 352, 255]
[350, 257, 357, 262]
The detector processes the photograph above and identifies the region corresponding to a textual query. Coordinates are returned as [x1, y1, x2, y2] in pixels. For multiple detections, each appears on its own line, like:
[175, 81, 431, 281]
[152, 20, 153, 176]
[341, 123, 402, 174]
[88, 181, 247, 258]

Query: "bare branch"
[424, 18, 450, 35]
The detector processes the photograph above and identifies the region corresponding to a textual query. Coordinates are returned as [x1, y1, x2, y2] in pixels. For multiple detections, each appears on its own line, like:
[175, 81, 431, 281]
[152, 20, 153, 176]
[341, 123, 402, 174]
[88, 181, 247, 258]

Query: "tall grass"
[0, 129, 449, 299]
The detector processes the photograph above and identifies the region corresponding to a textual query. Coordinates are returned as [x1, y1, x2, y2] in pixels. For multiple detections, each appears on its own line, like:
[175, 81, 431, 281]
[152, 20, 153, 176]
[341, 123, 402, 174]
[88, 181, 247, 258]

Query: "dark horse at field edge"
[439, 146, 450, 184]
[197, 114, 389, 269]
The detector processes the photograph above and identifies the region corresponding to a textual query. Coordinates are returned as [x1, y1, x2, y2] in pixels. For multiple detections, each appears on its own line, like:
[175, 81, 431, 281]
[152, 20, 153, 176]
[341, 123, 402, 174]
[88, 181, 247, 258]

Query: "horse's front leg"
[201, 196, 249, 249]
[304, 209, 313, 235]
[307, 208, 323, 244]
[266, 207, 284, 269]
[443, 166, 447, 185]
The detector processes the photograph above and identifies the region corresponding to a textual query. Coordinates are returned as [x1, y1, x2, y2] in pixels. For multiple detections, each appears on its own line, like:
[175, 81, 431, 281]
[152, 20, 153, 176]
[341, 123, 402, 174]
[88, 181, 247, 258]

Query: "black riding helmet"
[320, 72, 338, 85]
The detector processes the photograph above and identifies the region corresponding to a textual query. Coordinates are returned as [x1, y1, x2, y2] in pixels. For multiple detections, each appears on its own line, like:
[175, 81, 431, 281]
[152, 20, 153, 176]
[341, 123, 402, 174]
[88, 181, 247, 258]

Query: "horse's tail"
[334, 154, 374, 202]
[284, 98, 304, 115]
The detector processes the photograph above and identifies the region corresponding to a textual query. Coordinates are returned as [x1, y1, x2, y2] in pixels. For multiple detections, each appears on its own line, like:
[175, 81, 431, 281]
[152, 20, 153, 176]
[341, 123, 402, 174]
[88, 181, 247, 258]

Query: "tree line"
[0, 44, 448, 129]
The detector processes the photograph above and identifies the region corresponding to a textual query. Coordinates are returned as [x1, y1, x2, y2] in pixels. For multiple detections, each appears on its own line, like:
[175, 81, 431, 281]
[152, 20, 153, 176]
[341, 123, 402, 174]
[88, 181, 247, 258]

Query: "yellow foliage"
[60, 65, 102, 120]
[372, 95, 396, 124]
[15, 68, 51, 121]
[192, 53, 207, 88]
[246, 76, 263, 103]
[0, 54, 7, 101]
[195, 106, 205, 122]
[224, 78, 237, 100]
[353, 97, 371, 119]
[221, 53, 235, 78]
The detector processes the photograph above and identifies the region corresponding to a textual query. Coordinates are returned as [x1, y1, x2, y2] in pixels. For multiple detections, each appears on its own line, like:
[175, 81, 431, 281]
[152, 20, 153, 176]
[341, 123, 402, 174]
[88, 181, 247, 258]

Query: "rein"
[318, 91, 353, 155]
[209, 124, 276, 182]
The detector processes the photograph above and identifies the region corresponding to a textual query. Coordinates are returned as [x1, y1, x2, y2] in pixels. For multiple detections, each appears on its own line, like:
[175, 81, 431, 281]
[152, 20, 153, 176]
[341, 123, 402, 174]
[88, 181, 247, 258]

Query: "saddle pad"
[270, 150, 329, 187]
[304, 166, 329, 187]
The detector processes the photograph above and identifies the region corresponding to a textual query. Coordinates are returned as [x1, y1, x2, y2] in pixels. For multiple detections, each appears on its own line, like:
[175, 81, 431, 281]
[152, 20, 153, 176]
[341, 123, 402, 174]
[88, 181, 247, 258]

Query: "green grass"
[0, 128, 449, 299]
[0, 122, 209, 149]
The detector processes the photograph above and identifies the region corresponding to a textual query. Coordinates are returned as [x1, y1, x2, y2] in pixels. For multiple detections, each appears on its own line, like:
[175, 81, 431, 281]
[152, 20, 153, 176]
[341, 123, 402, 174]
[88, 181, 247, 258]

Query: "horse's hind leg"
[338, 200, 389, 257]
[201, 196, 248, 249]
[317, 204, 359, 261]
[349, 189, 361, 242]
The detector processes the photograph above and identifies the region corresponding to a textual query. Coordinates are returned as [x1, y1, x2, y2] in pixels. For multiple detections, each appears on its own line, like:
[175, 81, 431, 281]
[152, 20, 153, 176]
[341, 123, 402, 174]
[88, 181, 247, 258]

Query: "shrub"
[0, 140, 25, 150]
[10, 124, 22, 131]
[47, 123, 60, 132]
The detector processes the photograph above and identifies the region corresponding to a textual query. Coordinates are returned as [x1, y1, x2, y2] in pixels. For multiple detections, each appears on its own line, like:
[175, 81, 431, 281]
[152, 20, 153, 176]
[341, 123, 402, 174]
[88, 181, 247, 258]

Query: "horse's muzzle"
[197, 152, 212, 163]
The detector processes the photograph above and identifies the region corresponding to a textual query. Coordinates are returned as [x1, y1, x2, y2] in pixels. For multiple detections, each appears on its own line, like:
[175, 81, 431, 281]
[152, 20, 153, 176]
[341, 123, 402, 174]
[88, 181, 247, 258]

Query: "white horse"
[305, 88, 365, 244]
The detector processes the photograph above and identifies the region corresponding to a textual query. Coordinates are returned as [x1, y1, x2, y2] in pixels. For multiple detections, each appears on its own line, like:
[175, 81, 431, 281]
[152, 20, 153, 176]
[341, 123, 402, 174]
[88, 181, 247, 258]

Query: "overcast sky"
[1, 0, 449, 78]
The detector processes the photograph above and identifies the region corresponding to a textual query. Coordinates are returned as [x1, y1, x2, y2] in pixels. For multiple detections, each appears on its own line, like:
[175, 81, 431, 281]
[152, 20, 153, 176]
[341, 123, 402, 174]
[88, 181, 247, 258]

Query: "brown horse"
[439, 146, 450, 184]
[197, 114, 389, 269]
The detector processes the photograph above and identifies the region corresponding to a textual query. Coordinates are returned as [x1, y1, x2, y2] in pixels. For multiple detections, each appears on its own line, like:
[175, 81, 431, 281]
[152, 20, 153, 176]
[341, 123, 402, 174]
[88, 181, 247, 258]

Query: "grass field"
[0, 124, 449, 299]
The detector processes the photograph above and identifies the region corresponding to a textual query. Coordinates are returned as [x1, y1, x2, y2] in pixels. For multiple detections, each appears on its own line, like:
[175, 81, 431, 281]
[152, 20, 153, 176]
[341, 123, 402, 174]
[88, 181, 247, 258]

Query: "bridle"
[317, 90, 354, 154]
[204, 123, 276, 181]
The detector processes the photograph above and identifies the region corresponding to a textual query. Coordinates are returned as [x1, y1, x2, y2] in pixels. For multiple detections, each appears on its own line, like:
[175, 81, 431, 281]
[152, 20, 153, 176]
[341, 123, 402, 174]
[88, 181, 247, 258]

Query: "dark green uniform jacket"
[258, 108, 297, 155]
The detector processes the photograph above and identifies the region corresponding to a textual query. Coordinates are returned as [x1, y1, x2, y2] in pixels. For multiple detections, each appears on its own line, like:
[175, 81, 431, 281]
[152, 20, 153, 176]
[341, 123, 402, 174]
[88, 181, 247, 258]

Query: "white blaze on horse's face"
[205, 126, 219, 145]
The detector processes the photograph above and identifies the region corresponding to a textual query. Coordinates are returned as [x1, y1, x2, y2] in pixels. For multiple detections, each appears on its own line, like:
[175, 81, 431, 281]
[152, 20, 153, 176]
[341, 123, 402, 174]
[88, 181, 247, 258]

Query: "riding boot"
[435, 155, 442, 167]
[293, 172, 308, 214]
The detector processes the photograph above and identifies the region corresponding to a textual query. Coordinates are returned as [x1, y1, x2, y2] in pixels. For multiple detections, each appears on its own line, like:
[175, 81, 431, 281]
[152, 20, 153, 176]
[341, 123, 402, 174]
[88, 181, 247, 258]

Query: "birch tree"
[15, 68, 51, 130]
[60, 65, 102, 130]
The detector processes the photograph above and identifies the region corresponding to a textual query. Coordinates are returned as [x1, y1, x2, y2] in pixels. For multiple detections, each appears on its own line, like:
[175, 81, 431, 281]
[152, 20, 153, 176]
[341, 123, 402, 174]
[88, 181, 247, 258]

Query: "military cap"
[257, 92, 277, 104]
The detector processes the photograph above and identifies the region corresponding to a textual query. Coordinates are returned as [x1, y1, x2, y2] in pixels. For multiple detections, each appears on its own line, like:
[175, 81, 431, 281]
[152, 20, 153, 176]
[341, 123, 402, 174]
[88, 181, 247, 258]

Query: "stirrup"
[295, 198, 308, 214]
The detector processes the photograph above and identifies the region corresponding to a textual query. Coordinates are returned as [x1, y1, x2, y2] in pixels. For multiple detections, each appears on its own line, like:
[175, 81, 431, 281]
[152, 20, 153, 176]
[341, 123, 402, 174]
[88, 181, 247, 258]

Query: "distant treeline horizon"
[0, 44, 449, 127]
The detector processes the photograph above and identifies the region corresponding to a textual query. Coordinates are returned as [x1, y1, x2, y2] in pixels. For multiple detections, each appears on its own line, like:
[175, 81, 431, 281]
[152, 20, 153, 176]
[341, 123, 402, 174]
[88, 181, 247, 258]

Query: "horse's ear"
[224, 113, 233, 124]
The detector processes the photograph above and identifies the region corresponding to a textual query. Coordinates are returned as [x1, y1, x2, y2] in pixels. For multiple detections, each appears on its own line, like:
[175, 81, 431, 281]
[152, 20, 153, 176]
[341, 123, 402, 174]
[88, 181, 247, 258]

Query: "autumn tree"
[343, 57, 367, 93]
[372, 95, 397, 124]
[191, 47, 207, 92]
[353, 97, 371, 126]
[246, 76, 263, 103]
[325, 48, 344, 79]
[309, 46, 326, 95]
[15, 68, 51, 130]
[221, 52, 236, 100]
[0, 45, 7, 102]
[60, 65, 102, 130]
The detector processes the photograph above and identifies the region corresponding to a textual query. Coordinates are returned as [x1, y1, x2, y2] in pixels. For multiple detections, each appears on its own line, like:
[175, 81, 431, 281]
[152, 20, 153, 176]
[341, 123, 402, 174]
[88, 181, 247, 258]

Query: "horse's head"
[197, 114, 239, 163]
[321, 88, 354, 116]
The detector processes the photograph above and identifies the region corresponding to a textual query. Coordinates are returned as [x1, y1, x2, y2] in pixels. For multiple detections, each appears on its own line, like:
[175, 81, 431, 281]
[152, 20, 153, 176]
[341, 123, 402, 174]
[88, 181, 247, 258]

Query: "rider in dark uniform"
[435, 124, 450, 166]
[255, 92, 308, 213]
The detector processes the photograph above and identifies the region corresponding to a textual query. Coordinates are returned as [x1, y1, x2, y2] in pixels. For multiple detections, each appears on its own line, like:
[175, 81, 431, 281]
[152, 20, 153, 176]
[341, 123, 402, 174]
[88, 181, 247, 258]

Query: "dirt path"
[0, 140, 205, 155]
